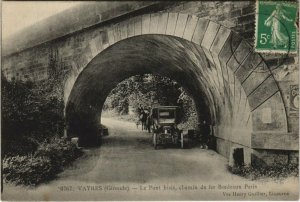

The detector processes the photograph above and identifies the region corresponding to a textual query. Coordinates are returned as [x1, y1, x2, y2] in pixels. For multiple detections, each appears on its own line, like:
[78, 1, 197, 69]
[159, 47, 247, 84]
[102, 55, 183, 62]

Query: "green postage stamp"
[255, 0, 298, 53]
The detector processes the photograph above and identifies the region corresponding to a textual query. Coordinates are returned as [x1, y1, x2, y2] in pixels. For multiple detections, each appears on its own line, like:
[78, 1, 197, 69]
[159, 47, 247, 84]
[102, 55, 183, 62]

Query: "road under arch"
[66, 34, 258, 163]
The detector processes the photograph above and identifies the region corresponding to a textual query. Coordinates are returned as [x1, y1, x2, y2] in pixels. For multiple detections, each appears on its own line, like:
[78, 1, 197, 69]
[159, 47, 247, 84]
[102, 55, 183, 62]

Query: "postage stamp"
[255, 0, 298, 53]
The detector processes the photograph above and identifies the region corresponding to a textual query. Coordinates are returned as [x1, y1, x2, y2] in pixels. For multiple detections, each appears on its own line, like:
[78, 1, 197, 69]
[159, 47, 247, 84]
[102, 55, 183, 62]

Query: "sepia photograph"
[1, 1, 299, 201]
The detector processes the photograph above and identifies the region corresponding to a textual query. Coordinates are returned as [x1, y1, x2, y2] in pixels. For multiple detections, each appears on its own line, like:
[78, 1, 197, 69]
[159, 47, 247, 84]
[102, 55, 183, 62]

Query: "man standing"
[146, 110, 152, 133]
[136, 104, 143, 128]
[200, 120, 210, 149]
[140, 110, 147, 131]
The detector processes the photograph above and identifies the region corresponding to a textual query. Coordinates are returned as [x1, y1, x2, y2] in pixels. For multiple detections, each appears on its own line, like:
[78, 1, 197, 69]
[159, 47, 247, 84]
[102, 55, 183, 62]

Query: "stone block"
[166, 13, 178, 35]
[149, 13, 159, 34]
[210, 26, 231, 55]
[235, 52, 262, 83]
[192, 19, 209, 45]
[210, 26, 233, 100]
[242, 62, 271, 96]
[174, 13, 188, 37]
[244, 21, 255, 32]
[247, 76, 279, 110]
[252, 132, 298, 150]
[230, 9, 242, 18]
[218, 32, 242, 69]
[134, 16, 142, 35]
[201, 21, 220, 51]
[113, 24, 122, 43]
[120, 22, 128, 40]
[242, 5, 255, 15]
[201, 22, 220, 64]
[100, 31, 109, 46]
[227, 40, 252, 72]
[82, 48, 93, 63]
[142, 14, 150, 34]
[237, 13, 255, 24]
[216, 124, 252, 148]
[157, 13, 168, 34]
[183, 15, 198, 41]
[107, 27, 115, 46]
[252, 149, 289, 166]
[127, 18, 135, 37]
[89, 36, 102, 58]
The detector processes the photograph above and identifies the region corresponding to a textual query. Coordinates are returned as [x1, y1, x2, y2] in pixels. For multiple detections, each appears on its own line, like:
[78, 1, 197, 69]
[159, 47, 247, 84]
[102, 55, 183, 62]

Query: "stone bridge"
[2, 1, 298, 166]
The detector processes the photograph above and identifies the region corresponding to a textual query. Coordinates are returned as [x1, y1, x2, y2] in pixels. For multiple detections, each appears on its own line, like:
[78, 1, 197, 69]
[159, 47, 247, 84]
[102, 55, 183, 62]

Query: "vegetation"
[3, 138, 82, 186]
[103, 74, 198, 128]
[229, 164, 299, 181]
[1, 68, 82, 186]
[1, 73, 64, 156]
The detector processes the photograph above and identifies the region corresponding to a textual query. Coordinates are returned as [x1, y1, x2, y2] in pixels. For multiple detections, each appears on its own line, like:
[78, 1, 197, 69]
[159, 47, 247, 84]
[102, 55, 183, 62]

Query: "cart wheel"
[153, 133, 157, 149]
[181, 133, 184, 149]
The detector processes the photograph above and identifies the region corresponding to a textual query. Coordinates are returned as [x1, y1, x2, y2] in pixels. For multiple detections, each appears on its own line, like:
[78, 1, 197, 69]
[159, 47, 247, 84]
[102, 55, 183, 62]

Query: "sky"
[2, 1, 81, 39]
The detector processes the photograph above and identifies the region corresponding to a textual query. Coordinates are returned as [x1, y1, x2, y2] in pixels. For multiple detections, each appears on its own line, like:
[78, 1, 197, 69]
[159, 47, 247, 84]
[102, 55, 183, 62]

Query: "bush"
[35, 138, 82, 170]
[3, 155, 54, 186]
[1, 73, 65, 156]
[228, 164, 299, 180]
[3, 138, 83, 186]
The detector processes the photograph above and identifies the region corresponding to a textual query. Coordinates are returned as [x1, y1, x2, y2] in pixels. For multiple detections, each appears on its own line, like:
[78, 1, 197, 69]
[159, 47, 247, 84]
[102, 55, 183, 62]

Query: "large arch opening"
[66, 34, 255, 162]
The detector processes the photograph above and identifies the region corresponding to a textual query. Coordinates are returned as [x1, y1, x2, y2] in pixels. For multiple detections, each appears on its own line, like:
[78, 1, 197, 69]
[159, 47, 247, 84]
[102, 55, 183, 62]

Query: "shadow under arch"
[66, 35, 215, 145]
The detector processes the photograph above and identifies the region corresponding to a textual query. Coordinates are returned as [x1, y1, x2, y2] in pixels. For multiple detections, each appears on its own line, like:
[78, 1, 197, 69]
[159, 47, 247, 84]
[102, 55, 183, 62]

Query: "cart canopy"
[151, 106, 180, 124]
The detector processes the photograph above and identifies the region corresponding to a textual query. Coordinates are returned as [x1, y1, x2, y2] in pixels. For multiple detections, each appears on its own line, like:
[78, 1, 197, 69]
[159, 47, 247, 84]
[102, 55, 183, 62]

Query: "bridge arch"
[65, 13, 288, 164]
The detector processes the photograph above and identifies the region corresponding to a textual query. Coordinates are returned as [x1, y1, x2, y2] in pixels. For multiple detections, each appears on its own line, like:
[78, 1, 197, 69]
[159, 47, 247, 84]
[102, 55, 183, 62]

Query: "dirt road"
[2, 118, 298, 201]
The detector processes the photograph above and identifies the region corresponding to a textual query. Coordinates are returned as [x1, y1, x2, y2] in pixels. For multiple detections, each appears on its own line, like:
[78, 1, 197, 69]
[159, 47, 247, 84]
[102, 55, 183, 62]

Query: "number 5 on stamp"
[255, 0, 298, 53]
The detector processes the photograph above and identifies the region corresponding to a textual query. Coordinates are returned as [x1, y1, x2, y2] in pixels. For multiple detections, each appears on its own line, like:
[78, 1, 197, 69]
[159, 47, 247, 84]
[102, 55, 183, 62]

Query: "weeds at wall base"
[228, 164, 299, 181]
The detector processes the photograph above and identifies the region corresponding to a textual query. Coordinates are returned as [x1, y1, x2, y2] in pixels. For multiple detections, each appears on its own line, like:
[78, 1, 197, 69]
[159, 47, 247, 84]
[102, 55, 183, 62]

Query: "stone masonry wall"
[166, 1, 298, 165]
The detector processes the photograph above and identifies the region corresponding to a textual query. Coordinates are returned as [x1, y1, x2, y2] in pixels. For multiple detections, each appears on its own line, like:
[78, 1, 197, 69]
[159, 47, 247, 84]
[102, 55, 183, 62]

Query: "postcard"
[1, 1, 299, 201]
